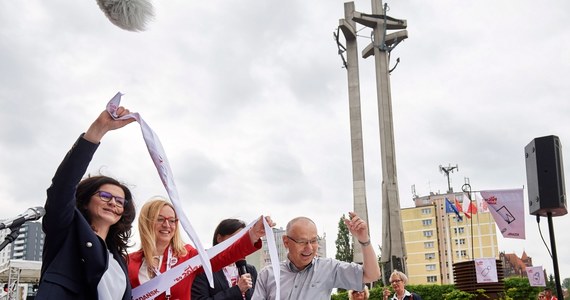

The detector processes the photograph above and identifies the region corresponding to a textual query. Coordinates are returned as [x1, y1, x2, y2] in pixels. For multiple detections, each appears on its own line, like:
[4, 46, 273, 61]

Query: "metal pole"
[547, 212, 564, 300]
[462, 184, 474, 260]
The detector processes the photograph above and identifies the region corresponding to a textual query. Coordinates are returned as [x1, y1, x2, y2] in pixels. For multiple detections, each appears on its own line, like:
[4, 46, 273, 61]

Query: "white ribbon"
[106, 92, 214, 286]
[263, 219, 280, 300]
[132, 218, 259, 300]
[106, 92, 280, 300]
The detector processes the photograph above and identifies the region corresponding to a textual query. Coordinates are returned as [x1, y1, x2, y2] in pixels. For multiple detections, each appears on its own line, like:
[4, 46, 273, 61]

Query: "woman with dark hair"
[36, 107, 135, 300]
[128, 200, 272, 300]
[191, 219, 258, 300]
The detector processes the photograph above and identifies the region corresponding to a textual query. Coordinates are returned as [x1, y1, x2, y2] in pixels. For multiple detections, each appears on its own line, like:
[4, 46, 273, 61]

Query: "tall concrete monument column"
[338, 2, 369, 264]
[338, 0, 408, 285]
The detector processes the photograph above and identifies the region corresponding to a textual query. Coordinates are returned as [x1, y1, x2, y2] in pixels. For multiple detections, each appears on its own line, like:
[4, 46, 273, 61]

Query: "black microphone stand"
[0, 224, 23, 252]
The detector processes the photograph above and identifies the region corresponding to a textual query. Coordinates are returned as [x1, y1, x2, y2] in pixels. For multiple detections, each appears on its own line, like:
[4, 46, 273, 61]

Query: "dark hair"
[212, 219, 246, 246]
[75, 175, 135, 257]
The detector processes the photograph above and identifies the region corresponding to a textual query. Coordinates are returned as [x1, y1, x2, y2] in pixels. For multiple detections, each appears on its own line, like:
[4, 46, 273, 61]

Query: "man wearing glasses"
[253, 212, 381, 299]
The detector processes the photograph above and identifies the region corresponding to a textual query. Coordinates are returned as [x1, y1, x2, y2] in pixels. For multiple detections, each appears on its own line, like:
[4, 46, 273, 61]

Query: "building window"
[453, 227, 465, 234]
[427, 276, 437, 282]
[455, 238, 466, 245]
[455, 250, 467, 258]
[422, 219, 433, 226]
[425, 253, 435, 260]
[424, 242, 434, 248]
[423, 230, 433, 237]
[426, 264, 436, 271]
[421, 208, 431, 215]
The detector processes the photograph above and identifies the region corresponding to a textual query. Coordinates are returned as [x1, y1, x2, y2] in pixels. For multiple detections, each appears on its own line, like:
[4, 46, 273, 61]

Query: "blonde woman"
[128, 198, 273, 300]
[348, 286, 369, 300]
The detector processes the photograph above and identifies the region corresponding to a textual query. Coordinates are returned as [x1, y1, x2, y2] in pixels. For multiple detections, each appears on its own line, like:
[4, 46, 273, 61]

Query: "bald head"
[286, 217, 316, 235]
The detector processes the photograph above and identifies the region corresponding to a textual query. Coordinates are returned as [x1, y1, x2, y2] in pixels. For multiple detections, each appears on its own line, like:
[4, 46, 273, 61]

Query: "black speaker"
[525, 135, 567, 216]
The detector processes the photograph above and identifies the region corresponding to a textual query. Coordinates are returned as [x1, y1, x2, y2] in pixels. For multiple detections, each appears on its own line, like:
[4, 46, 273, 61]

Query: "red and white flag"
[463, 193, 478, 216]
[475, 192, 490, 213]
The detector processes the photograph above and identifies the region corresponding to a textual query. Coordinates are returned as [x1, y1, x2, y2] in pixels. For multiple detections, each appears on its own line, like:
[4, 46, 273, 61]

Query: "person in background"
[253, 212, 381, 300]
[348, 286, 369, 300]
[543, 287, 558, 300]
[1, 283, 8, 299]
[538, 291, 545, 299]
[382, 270, 422, 300]
[36, 107, 136, 299]
[128, 198, 274, 300]
[192, 219, 258, 300]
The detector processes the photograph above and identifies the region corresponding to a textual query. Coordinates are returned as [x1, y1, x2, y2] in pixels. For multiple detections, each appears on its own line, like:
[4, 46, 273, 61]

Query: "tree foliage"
[330, 277, 546, 300]
[548, 274, 556, 290]
[335, 214, 353, 262]
[563, 277, 570, 291]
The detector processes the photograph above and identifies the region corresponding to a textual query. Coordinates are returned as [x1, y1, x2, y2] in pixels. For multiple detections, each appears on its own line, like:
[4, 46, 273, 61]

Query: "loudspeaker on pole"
[524, 135, 567, 217]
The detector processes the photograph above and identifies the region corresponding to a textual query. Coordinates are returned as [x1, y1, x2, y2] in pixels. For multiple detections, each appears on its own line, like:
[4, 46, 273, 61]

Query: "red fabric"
[128, 233, 261, 300]
[454, 198, 463, 213]
[455, 198, 471, 219]
[467, 202, 477, 215]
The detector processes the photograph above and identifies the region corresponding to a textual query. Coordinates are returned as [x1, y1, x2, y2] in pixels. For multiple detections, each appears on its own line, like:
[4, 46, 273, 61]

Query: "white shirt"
[97, 250, 127, 300]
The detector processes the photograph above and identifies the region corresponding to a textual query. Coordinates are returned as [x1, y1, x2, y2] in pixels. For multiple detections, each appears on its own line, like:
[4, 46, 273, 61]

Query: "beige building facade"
[402, 192, 499, 285]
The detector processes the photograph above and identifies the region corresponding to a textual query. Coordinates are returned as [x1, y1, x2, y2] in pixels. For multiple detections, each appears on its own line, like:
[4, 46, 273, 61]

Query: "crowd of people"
[33, 107, 379, 300]
[28, 105, 558, 300]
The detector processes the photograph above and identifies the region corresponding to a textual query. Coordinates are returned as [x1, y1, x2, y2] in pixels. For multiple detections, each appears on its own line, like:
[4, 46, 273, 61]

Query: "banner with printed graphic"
[475, 258, 498, 283]
[480, 188, 525, 239]
[526, 266, 546, 287]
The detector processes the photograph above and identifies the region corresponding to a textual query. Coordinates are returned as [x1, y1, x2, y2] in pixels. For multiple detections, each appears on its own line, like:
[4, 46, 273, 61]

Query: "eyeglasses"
[286, 235, 320, 246]
[390, 279, 403, 284]
[156, 216, 178, 226]
[94, 191, 127, 207]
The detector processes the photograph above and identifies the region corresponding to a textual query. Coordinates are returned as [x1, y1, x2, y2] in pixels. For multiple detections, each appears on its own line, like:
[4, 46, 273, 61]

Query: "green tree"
[563, 277, 570, 291]
[334, 214, 353, 293]
[547, 274, 556, 291]
[504, 277, 542, 300]
[335, 214, 353, 262]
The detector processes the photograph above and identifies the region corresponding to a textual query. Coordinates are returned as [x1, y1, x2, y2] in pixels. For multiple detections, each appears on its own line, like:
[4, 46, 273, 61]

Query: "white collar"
[391, 289, 412, 300]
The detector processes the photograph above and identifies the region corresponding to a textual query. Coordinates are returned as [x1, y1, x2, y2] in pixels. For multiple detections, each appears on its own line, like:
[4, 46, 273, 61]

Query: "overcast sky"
[1, 0, 569, 281]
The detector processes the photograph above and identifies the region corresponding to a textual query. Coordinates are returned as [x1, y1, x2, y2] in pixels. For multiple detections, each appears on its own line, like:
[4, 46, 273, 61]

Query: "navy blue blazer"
[36, 135, 131, 300]
[191, 264, 257, 300]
